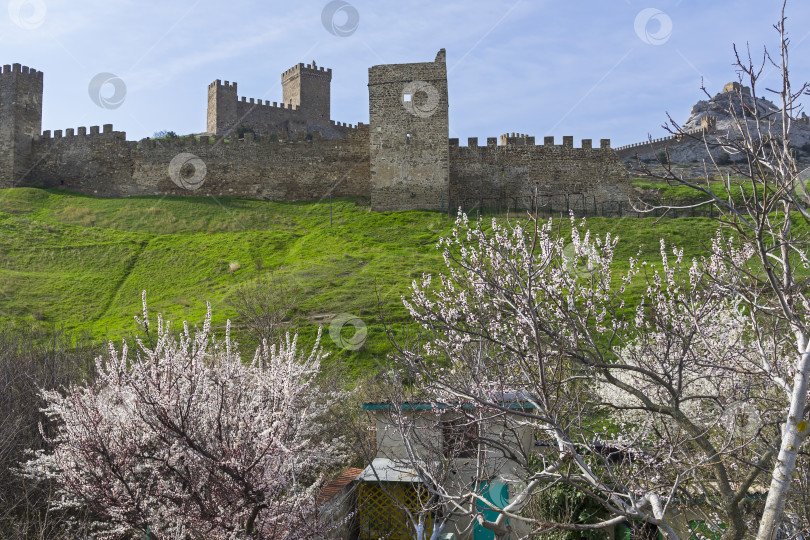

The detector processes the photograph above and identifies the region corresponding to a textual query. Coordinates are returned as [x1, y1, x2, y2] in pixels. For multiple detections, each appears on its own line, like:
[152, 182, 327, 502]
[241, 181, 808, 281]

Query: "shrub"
[152, 130, 178, 139]
[228, 271, 298, 345]
[526, 482, 609, 540]
[235, 124, 256, 139]
[22, 295, 349, 538]
[0, 325, 99, 537]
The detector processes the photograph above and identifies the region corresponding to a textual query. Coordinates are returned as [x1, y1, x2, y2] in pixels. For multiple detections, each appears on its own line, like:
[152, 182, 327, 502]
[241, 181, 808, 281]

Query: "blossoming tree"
[23, 294, 348, 539]
[646, 3, 810, 537]
[381, 4, 810, 538]
[386, 213, 781, 540]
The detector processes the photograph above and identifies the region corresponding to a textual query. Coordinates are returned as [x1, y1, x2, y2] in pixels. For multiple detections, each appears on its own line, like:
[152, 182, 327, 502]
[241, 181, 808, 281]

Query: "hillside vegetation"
[0, 187, 723, 375]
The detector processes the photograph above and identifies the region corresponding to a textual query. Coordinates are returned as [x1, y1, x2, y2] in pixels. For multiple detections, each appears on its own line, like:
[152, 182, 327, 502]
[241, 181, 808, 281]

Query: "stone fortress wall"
[31, 124, 370, 200]
[451, 134, 629, 213]
[614, 116, 716, 161]
[0, 51, 631, 213]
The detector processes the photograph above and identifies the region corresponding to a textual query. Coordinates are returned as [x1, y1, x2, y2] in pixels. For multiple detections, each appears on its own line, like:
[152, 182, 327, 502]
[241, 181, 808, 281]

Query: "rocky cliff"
[617, 83, 810, 167]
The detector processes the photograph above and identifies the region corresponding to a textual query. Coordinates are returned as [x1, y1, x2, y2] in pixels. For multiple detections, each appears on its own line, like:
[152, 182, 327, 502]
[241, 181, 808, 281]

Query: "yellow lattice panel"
[358, 483, 433, 539]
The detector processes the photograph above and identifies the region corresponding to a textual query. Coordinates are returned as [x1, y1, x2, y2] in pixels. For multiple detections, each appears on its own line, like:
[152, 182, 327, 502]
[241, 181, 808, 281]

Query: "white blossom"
[23, 295, 348, 539]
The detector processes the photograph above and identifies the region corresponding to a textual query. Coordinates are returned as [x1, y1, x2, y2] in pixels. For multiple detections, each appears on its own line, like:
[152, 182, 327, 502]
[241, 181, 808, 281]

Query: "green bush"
[152, 130, 178, 139]
[527, 482, 609, 540]
[235, 124, 255, 139]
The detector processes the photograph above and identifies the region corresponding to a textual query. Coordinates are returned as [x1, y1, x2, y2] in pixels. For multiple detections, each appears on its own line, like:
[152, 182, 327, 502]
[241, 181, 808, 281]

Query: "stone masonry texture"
[368, 49, 451, 212]
[0, 52, 630, 210]
[451, 136, 629, 213]
[30, 127, 370, 201]
[0, 64, 43, 189]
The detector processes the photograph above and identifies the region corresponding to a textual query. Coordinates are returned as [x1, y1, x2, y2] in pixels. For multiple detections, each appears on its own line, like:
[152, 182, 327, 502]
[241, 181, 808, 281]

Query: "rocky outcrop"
[616, 83, 810, 167]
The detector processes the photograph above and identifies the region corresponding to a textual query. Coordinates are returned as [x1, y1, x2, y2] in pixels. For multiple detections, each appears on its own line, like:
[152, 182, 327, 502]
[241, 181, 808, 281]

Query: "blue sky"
[3, 0, 809, 146]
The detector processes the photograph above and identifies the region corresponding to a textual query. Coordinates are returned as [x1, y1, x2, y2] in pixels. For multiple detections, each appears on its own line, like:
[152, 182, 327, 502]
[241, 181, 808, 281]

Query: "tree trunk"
[481, 518, 511, 540]
[756, 339, 810, 540]
[427, 520, 446, 540]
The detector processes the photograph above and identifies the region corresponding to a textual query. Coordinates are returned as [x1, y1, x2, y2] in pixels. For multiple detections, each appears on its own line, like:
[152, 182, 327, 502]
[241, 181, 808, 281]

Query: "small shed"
[357, 458, 436, 540]
[317, 467, 363, 539]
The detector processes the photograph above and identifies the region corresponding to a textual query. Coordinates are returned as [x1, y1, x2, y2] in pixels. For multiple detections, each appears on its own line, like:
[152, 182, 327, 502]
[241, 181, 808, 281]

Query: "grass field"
[632, 175, 758, 206]
[0, 186, 725, 375]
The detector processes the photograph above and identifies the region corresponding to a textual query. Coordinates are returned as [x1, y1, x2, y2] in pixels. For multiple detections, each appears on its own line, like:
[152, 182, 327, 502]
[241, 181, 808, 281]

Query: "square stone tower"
[368, 49, 450, 212]
[0, 64, 43, 188]
[206, 79, 238, 135]
[282, 61, 332, 122]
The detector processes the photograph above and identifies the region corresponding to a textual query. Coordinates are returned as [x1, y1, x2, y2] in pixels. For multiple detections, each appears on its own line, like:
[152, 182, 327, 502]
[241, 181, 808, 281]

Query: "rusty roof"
[317, 467, 363, 506]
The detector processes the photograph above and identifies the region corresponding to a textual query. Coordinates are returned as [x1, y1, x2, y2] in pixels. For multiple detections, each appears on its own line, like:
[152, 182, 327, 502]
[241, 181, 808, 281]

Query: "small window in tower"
[406, 132, 411, 144]
[403, 93, 412, 103]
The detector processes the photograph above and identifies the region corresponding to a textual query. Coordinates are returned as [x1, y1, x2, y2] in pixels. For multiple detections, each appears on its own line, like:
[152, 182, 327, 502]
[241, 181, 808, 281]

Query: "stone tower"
[282, 62, 332, 122]
[206, 79, 238, 135]
[722, 81, 751, 96]
[700, 115, 717, 132]
[368, 49, 450, 212]
[0, 63, 43, 188]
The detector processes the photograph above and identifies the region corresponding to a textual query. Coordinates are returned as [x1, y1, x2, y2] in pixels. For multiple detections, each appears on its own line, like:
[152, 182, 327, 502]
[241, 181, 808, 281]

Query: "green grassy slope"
[0, 187, 721, 375]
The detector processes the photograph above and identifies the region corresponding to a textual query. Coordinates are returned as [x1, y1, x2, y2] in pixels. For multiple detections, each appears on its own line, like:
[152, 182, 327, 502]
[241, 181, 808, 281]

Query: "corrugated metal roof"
[357, 458, 430, 483]
[362, 396, 536, 411]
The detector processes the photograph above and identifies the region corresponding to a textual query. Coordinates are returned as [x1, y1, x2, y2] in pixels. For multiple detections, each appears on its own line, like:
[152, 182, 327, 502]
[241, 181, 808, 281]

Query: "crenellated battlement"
[281, 61, 333, 80]
[329, 120, 364, 130]
[0, 63, 44, 79]
[614, 125, 707, 157]
[239, 96, 299, 112]
[499, 132, 533, 146]
[208, 79, 237, 90]
[41, 124, 125, 141]
[451, 135, 611, 150]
